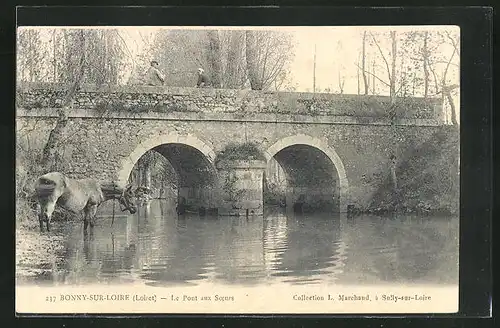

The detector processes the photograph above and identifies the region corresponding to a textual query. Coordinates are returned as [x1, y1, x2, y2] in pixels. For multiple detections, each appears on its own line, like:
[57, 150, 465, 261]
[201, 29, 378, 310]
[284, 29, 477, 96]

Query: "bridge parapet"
[16, 82, 442, 120]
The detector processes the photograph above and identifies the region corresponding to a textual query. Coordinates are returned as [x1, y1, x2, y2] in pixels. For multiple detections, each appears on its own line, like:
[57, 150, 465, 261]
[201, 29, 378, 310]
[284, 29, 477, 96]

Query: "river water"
[17, 200, 459, 287]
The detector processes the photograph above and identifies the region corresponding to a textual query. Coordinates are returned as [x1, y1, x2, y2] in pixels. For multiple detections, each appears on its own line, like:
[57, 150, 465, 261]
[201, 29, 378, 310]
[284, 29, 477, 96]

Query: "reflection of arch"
[117, 133, 217, 187]
[264, 134, 349, 213]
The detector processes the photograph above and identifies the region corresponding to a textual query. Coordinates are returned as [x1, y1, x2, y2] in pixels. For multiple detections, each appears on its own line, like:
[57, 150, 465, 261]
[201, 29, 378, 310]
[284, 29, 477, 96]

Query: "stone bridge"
[16, 83, 446, 215]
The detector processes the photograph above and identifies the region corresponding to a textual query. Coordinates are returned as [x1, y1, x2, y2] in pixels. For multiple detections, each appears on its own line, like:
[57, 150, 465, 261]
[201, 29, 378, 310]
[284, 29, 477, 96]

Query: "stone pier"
[216, 159, 267, 216]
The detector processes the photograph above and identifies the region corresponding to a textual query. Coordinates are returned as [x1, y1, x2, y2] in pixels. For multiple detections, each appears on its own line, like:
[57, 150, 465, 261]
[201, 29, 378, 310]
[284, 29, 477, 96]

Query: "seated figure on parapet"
[145, 60, 165, 86]
[196, 68, 209, 88]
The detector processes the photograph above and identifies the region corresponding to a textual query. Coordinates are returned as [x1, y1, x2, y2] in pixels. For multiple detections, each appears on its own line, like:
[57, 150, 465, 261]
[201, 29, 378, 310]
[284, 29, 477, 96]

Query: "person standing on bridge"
[145, 60, 165, 86]
[196, 68, 209, 88]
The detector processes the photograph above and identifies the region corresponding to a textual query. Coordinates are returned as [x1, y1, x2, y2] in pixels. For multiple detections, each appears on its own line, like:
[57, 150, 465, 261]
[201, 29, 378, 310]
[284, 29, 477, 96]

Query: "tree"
[361, 31, 369, 95]
[429, 31, 459, 125]
[17, 28, 134, 171]
[273, 69, 295, 91]
[403, 30, 459, 124]
[245, 31, 262, 90]
[223, 30, 246, 88]
[131, 29, 236, 88]
[141, 29, 208, 87]
[442, 84, 459, 125]
[81, 29, 129, 85]
[389, 31, 398, 102]
[371, 59, 376, 94]
[338, 69, 345, 94]
[356, 53, 361, 95]
[245, 30, 294, 91]
[16, 29, 47, 83]
[40, 29, 87, 171]
[125, 28, 294, 91]
[422, 31, 430, 98]
[357, 30, 408, 193]
[206, 30, 223, 88]
[356, 30, 402, 99]
[336, 41, 346, 94]
[127, 31, 158, 85]
[362, 31, 398, 102]
[313, 44, 317, 93]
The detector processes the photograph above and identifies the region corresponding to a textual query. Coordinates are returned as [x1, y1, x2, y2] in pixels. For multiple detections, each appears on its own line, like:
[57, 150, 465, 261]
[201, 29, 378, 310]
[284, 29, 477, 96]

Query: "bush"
[216, 142, 266, 162]
[16, 198, 39, 230]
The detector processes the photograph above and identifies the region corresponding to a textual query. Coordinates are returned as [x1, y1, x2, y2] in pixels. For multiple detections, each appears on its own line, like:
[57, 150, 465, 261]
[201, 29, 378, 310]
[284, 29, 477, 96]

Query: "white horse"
[34, 172, 138, 233]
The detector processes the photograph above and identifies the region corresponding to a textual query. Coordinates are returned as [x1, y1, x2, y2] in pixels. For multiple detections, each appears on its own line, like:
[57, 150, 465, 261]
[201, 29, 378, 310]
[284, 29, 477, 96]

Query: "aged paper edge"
[16, 284, 458, 314]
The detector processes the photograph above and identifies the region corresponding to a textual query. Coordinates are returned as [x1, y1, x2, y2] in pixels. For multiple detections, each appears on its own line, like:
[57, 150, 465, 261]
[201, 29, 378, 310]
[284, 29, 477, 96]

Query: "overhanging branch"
[354, 63, 390, 87]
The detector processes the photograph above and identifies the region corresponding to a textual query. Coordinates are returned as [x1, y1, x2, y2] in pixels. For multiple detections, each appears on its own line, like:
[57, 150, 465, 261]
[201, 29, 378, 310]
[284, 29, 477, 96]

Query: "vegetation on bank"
[16, 133, 79, 230]
[366, 126, 459, 216]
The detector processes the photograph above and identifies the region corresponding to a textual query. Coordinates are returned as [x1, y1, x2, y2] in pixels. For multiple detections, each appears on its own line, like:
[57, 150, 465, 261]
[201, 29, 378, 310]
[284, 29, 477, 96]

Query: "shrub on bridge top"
[215, 142, 266, 163]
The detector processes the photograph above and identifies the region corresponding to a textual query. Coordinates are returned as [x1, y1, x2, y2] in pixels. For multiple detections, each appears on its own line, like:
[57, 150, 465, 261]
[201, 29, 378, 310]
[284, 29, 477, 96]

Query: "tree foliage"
[17, 29, 46, 82]
[245, 30, 294, 90]
[17, 28, 130, 85]
[358, 30, 459, 101]
[125, 29, 295, 90]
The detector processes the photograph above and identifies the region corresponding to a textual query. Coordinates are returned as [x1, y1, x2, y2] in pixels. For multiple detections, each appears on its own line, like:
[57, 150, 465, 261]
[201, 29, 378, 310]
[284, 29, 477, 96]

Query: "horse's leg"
[88, 204, 98, 229]
[44, 200, 57, 232]
[83, 207, 90, 234]
[38, 209, 44, 232]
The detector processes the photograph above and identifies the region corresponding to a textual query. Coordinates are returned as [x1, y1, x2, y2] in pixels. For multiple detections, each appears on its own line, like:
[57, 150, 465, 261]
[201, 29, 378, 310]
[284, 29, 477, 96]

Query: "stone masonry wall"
[17, 82, 442, 119]
[16, 109, 447, 211]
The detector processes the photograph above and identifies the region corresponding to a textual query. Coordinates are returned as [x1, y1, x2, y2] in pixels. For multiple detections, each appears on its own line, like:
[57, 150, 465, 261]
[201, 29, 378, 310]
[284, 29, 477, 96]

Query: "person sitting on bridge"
[145, 60, 165, 86]
[196, 68, 209, 88]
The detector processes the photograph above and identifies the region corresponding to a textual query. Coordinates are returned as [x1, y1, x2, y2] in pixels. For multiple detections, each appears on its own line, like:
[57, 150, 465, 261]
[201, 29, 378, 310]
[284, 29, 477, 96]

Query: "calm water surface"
[18, 200, 459, 286]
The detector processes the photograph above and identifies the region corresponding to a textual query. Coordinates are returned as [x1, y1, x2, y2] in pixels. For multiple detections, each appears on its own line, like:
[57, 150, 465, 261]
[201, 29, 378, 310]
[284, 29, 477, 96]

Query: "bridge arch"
[117, 133, 217, 187]
[264, 134, 349, 214]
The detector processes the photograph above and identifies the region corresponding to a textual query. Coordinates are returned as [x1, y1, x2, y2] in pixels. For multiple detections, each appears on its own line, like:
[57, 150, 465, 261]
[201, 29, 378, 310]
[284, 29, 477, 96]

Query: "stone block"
[216, 159, 266, 216]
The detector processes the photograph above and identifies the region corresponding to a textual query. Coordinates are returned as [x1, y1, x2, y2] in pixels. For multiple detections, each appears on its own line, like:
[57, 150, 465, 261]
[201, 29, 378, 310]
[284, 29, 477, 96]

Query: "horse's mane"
[99, 182, 125, 199]
[37, 177, 57, 186]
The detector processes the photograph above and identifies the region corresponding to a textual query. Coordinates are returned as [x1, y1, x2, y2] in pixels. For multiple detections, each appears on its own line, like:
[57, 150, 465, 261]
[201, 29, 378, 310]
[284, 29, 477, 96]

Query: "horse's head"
[134, 186, 151, 198]
[119, 184, 137, 214]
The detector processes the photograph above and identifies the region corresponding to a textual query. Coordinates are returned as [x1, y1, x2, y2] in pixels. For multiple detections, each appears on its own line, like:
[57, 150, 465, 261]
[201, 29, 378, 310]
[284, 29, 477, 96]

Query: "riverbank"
[15, 200, 73, 279]
[366, 126, 459, 215]
[16, 225, 66, 278]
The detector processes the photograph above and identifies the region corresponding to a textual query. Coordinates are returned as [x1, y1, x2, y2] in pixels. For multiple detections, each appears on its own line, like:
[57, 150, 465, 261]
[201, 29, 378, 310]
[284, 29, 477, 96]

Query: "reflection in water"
[18, 200, 459, 287]
[338, 215, 459, 284]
